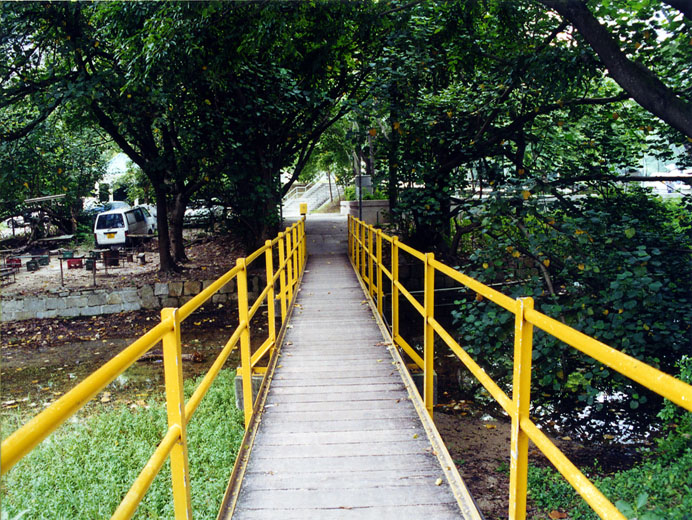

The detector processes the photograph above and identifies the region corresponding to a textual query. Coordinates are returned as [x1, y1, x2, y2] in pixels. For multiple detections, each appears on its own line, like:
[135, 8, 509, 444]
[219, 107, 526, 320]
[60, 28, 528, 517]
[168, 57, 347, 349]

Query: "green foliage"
[112, 161, 154, 206]
[452, 189, 692, 409]
[1, 370, 245, 519]
[343, 186, 387, 201]
[528, 359, 692, 520]
[528, 452, 692, 520]
[0, 115, 108, 231]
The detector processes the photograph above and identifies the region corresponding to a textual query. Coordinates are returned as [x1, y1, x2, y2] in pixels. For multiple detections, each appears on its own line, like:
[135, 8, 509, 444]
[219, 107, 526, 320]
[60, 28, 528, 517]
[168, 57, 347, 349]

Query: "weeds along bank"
[1, 370, 244, 519]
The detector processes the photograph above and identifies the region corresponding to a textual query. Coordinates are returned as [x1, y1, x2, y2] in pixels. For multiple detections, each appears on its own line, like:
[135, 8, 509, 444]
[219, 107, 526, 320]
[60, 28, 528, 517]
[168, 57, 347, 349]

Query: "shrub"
[453, 189, 692, 410]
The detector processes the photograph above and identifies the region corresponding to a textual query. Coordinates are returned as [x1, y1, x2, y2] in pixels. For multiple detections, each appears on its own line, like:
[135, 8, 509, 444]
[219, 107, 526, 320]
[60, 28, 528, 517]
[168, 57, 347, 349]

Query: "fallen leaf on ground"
[549, 511, 567, 519]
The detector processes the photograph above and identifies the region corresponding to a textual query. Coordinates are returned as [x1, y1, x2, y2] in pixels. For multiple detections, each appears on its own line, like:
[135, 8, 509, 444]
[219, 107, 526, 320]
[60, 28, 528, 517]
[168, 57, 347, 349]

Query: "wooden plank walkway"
[219, 215, 481, 519]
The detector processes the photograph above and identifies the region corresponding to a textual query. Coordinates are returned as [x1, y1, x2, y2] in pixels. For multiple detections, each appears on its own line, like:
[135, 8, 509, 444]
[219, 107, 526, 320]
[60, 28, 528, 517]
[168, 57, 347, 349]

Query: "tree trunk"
[540, 0, 692, 138]
[169, 192, 189, 263]
[153, 186, 177, 272]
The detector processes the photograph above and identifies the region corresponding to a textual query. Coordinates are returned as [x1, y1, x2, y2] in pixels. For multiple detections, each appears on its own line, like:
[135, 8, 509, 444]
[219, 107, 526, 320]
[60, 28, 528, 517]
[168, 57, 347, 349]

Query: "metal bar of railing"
[394, 279, 425, 316]
[1, 319, 172, 474]
[376, 230, 383, 314]
[423, 252, 435, 417]
[346, 216, 692, 520]
[250, 337, 274, 368]
[285, 229, 294, 304]
[525, 308, 692, 413]
[237, 257, 253, 428]
[2, 217, 307, 520]
[393, 334, 424, 370]
[392, 235, 400, 343]
[185, 323, 244, 419]
[278, 232, 287, 322]
[161, 307, 192, 517]
[520, 417, 626, 519]
[509, 297, 533, 520]
[112, 424, 182, 520]
[265, 239, 277, 357]
[429, 316, 513, 413]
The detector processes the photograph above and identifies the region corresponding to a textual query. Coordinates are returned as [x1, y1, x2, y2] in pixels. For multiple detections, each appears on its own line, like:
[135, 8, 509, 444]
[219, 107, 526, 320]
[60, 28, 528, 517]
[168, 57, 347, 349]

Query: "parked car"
[183, 205, 224, 227]
[84, 200, 131, 215]
[93, 206, 152, 247]
[138, 206, 157, 234]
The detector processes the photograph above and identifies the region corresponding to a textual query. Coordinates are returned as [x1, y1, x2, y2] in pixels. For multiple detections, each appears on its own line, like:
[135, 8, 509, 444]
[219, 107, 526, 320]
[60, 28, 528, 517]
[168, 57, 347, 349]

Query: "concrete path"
[221, 214, 480, 519]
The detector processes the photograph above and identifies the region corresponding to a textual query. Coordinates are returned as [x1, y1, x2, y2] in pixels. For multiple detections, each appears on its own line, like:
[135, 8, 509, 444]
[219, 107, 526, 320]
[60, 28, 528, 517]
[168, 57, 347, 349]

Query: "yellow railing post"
[277, 232, 287, 323]
[423, 252, 435, 418]
[264, 240, 276, 351]
[355, 220, 360, 273]
[301, 217, 307, 270]
[348, 216, 352, 260]
[376, 229, 383, 316]
[237, 258, 253, 427]
[285, 228, 294, 304]
[292, 225, 298, 287]
[392, 236, 400, 341]
[509, 297, 535, 520]
[160, 307, 192, 519]
[360, 222, 366, 280]
[368, 225, 374, 298]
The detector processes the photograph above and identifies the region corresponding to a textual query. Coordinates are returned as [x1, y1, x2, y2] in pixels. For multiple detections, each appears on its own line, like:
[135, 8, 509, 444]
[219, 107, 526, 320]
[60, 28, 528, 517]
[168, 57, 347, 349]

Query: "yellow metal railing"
[347, 215, 692, 520]
[1, 216, 307, 519]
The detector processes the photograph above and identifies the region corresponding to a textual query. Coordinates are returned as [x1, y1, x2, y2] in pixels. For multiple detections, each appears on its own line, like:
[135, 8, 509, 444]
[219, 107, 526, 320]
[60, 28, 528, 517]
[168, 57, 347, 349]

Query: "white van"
[93, 207, 154, 247]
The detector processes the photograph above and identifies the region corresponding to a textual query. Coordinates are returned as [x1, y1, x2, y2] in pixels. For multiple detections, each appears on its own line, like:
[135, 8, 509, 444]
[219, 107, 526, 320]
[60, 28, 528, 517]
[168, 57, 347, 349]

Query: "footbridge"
[3, 212, 692, 520]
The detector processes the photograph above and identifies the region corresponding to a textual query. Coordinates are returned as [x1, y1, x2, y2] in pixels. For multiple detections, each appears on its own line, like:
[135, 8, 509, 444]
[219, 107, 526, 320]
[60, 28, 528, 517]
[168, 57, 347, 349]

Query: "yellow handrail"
[1, 216, 307, 520]
[347, 215, 692, 520]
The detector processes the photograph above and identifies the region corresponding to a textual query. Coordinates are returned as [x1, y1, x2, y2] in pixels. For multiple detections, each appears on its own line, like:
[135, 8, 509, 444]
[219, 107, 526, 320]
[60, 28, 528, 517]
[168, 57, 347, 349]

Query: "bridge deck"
[220, 216, 481, 519]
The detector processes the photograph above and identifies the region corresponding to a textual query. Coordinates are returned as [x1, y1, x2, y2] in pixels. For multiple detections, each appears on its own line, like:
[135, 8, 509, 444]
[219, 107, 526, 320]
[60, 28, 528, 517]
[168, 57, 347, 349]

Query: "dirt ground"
[1, 229, 246, 297]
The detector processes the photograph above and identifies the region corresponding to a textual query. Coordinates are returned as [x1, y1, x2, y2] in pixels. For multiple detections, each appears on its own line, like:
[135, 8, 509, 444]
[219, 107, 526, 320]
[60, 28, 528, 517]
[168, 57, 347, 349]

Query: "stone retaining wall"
[0, 276, 261, 322]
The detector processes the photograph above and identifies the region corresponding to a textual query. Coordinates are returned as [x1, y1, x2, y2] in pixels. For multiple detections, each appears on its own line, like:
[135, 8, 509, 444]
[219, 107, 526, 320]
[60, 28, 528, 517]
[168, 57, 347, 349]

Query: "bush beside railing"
[348, 215, 692, 520]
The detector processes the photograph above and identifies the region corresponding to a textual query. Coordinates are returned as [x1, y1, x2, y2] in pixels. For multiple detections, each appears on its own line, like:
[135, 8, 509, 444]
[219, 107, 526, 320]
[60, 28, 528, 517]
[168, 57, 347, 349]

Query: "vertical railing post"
[237, 258, 253, 427]
[277, 232, 287, 324]
[292, 225, 298, 285]
[355, 220, 360, 273]
[376, 229, 383, 316]
[264, 240, 276, 352]
[509, 297, 535, 520]
[161, 307, 192, 519]
[347, 216, 352, 261]
[392, 237, 400, 342]
[301, 217, 307, 271]
[360, 222, 366, 280]
[423, 252, 435, 418]
[285, 228, 294, 304]
[351, 218, 360, 273]
[368, 225, 374, 297]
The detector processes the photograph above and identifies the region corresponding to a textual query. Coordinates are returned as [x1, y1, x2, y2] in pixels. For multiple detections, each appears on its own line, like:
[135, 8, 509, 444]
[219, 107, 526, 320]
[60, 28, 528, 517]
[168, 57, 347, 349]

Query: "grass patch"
[528, 449, 692, 520]
[2, 369, 245, 519]
[529, 357, 692, 520]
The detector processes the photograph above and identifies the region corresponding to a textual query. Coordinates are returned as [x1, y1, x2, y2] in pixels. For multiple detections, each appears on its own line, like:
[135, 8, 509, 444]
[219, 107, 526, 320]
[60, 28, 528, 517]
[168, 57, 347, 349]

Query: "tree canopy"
[1, 1, 390, 266]
[2, 0, 690, 271]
